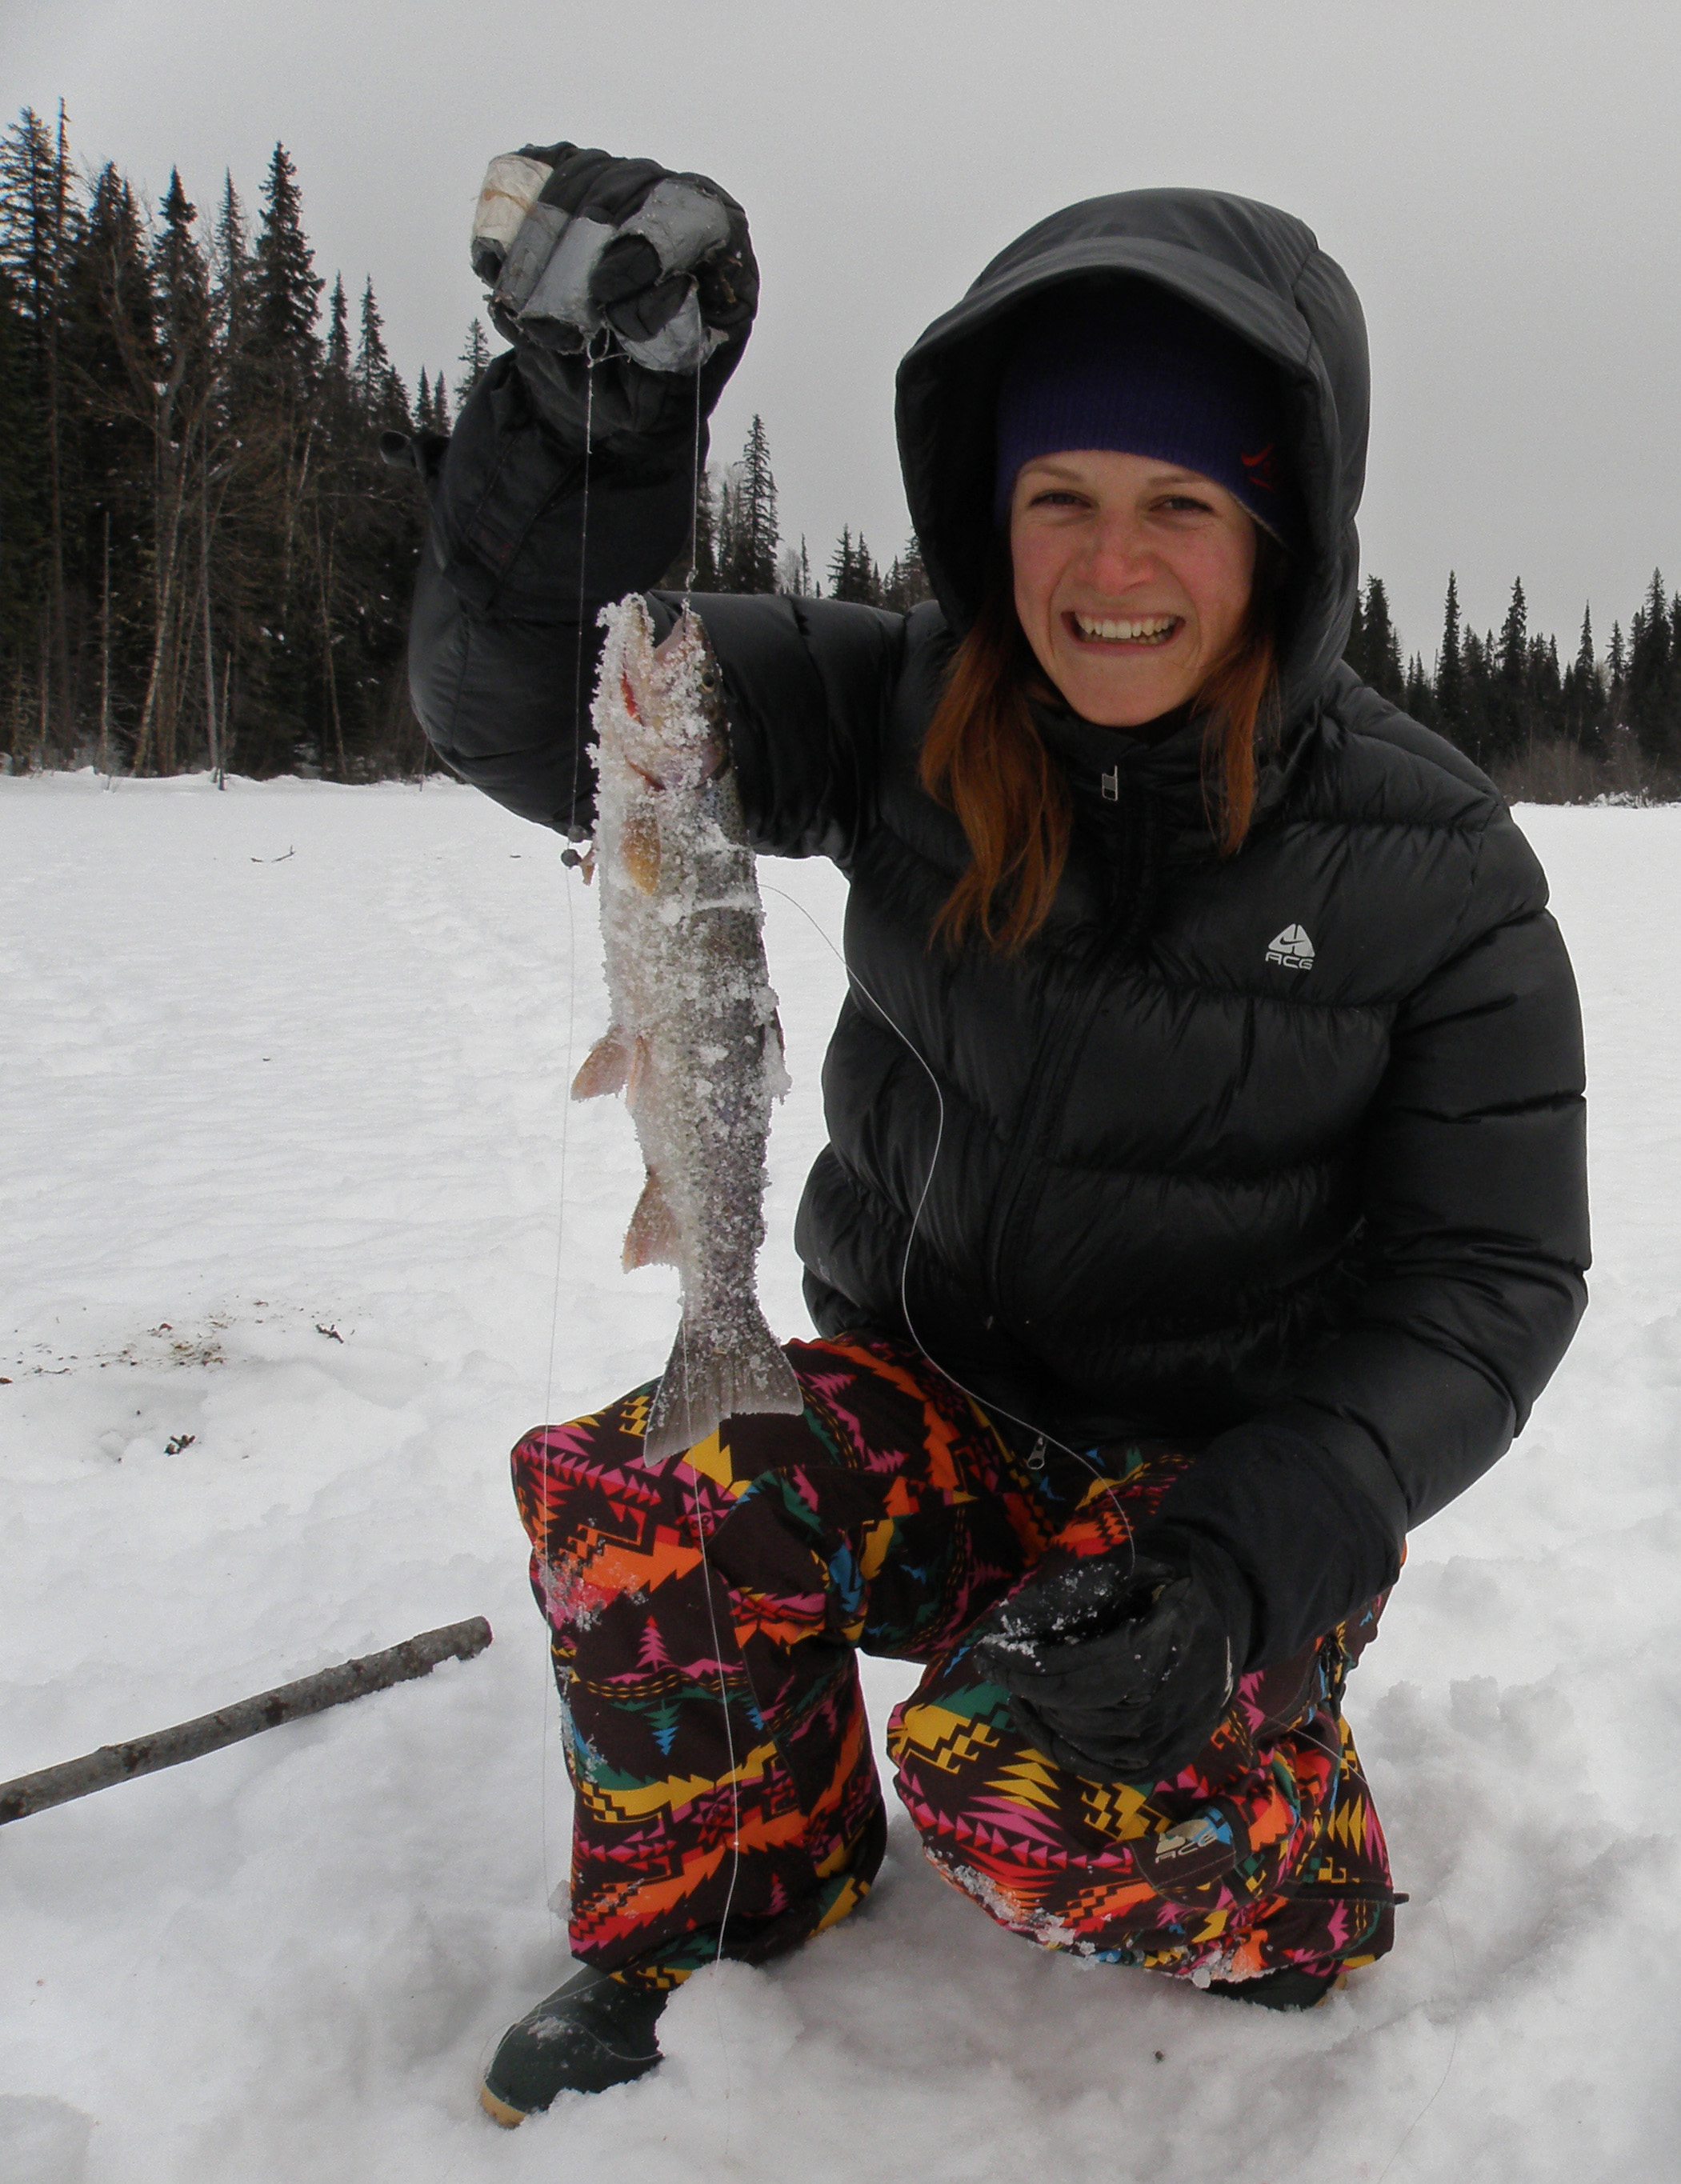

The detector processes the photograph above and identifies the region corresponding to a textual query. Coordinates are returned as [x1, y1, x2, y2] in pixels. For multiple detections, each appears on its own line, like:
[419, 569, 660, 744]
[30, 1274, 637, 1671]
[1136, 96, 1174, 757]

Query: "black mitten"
[468, 142, 758, 451]
[971, 1535, 1253, 1788]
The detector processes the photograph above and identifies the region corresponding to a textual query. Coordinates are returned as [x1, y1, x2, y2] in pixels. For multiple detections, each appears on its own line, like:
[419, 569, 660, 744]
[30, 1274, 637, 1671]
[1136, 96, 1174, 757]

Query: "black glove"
[469, 142, 758, 450]
[971, 1533, 1254, 1789]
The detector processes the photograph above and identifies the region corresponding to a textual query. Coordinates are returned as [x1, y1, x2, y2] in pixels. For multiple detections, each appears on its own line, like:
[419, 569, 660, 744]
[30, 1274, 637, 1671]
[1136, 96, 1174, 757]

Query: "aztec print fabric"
[510, 1332, 1397, 1994]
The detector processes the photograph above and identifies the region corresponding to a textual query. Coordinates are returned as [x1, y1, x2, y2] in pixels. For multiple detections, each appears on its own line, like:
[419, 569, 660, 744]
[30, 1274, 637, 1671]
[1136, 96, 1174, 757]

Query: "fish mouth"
[1064, 610, 1181, 647]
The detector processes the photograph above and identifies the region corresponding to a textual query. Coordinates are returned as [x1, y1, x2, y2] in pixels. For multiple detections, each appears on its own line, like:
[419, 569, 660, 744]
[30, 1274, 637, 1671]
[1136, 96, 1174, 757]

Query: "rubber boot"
[479, 1962, 667, 2126]
[1206, 1964, 1343, 2011]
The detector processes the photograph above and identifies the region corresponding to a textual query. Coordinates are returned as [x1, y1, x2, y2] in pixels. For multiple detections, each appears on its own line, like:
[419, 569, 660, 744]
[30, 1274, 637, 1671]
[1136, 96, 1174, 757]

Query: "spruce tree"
[1403, 652, 1437, 725]
[210, 173, 257, 421]
[325, 274, 350, 384]
[1627, 570, 1673, 767]
[882, 534, 932, 611]
[0, 110, 64, 338]
[827, 526, 854, 600]
[70, 162, 186, 769]
[0, 262, 43, 724]
[0, 105, 75, 752]
[148, 168, 217, 774]
[252, 144, 322, 384]
[354, 276, 407, 428]
[150, 173, 226, 778]
[1460, 627, 1495, 762]
[204, 172, 261, 774]
[1498, 578, 1527, 680]
[1435, 572, 1466, 745]
[722, 413, 778, 592]
[455, 317, 491, 410]
[246, 143, 325, 767]
[1492, 577, 1530, 762]
[828, 526, 882, 605]
[1573, 606, 1595, 685]
[1561, 605, 1602, 756]
[1528, 630, 1563, 751]
[154, 170, 209, 358]
[1358, 577, 1403, 702]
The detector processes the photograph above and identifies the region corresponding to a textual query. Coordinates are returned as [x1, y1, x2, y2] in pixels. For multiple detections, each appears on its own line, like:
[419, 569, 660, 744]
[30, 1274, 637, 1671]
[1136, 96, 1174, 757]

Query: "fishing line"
[542, 358, 595, 1431]
[537, 354, 597, 1926]
[758, 880, 1138, 1561]
[1374, 1896, 1462, 2181]
[686, 358, 704, 603]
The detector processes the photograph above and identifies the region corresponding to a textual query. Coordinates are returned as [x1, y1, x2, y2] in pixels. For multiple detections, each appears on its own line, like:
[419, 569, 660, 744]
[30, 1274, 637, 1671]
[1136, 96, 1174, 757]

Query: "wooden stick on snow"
[0, 1616, 493, 1826]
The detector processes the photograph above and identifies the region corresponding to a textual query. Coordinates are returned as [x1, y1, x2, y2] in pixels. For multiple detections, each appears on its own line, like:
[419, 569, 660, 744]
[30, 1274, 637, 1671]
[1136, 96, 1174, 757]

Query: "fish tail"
[642, 1308, 804, 1463]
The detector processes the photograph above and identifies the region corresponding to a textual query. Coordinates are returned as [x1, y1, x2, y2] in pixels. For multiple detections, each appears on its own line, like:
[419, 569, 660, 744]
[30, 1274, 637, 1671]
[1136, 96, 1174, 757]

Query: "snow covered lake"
[2, 770, 1678, 2182]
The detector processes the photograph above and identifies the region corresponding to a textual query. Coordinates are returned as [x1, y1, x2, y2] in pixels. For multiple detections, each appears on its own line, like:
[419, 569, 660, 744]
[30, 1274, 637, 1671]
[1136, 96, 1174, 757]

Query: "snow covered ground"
[2, 770, 1678, 2184]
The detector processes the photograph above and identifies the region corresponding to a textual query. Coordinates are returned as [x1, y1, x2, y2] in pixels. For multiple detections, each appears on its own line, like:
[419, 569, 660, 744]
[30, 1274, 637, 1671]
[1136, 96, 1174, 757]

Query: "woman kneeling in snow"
[405, 145, 1588, 2124]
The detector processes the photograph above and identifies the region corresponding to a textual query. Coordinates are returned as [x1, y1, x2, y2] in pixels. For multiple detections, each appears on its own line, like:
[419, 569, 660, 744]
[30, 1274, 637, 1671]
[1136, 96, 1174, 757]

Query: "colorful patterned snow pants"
[512, 1332, 1398, 1994]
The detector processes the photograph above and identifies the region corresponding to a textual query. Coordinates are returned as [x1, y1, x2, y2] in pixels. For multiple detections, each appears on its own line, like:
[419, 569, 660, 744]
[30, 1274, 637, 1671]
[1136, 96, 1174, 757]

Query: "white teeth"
[1073, 612, 1177, 642]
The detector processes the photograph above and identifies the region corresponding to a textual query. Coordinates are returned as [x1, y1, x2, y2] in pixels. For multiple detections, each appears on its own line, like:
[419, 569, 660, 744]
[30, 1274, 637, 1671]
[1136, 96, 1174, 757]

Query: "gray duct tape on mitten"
[618, 178, 734, 277]
[470, 154, 552, 284]
[619, 289, 726, 373]
[493, 202, 575, 322]
[517, 214, 616, 350]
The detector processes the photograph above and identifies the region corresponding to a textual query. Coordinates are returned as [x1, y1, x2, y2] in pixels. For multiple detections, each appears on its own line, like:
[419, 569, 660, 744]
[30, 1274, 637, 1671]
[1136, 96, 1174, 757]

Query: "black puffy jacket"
[409, 189, 1588, 1667]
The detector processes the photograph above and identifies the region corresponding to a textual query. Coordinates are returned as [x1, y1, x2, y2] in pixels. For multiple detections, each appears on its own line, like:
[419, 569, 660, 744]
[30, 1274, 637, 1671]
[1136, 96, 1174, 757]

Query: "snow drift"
[2, 771, 1677, 2182]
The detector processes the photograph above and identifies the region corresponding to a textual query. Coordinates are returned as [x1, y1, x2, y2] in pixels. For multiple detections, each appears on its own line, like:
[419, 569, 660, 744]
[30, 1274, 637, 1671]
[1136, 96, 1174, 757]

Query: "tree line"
[0, 107, 479, 779]
[1343, 570, 1679, 800]
[664, 408, 932, 611]
[2, 104, 1677, 801]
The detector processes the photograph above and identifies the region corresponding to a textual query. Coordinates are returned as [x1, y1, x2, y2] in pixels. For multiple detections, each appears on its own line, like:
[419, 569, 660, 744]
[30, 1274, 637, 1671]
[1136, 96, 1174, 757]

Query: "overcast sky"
[7, 0, 1680, 661]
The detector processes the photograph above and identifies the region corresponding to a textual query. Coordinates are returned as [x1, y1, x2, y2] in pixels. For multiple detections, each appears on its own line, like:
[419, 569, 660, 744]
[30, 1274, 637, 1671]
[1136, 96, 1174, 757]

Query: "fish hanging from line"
[573, 595, 804, 1462]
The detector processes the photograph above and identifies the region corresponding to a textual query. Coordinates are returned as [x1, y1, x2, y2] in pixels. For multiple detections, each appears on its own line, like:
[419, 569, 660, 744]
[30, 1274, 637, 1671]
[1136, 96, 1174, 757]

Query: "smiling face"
[1009, 450, 1259, 726]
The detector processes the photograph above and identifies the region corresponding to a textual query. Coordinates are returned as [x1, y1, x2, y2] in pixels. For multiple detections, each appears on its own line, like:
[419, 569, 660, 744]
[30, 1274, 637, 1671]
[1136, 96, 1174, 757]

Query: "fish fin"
[571, 1030, 630, 1101]
[622, 1170, 681, 1271]
[641, 1311, 805, 1462]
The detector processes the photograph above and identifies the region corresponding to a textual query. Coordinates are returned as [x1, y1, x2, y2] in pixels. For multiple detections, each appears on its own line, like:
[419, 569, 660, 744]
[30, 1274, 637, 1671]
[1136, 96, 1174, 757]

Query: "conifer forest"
[2, 106, 1676, 802]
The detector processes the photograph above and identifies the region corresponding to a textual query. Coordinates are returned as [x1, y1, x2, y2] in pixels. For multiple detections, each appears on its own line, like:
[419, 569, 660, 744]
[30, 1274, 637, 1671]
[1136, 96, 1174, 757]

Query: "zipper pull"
[1027, 1434, 1047, 1471]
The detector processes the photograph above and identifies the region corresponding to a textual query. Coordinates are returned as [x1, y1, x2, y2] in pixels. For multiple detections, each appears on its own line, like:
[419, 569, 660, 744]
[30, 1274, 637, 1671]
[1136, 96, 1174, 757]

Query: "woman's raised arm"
[406, 141, 904, 858]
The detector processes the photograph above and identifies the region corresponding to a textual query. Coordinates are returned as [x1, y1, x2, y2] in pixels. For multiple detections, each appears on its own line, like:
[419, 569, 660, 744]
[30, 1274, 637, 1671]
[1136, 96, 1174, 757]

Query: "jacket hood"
[895, 188, 1369, 724]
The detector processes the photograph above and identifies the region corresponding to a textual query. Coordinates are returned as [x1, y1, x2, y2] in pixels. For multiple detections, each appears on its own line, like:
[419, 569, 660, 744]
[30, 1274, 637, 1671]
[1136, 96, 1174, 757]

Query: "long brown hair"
[919, 534, 1284, 951]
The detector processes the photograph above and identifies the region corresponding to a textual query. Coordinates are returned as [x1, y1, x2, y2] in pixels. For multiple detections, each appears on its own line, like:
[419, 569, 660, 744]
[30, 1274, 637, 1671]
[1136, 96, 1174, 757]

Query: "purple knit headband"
[995, 286, 1295, 545]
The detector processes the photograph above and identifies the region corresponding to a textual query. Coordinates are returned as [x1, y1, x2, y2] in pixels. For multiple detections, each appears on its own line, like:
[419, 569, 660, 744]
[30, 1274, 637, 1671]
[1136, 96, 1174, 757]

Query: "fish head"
[614, 602, 728, 792]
